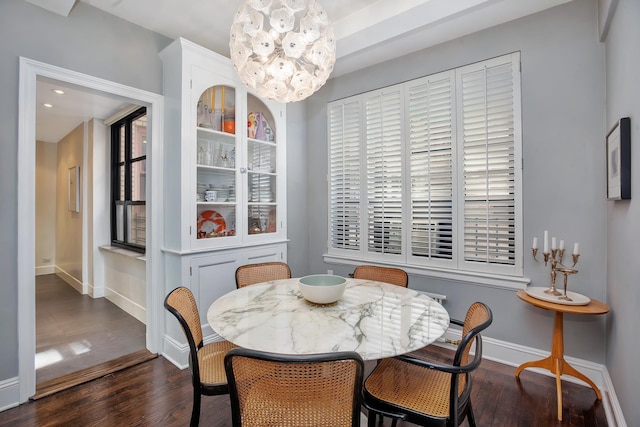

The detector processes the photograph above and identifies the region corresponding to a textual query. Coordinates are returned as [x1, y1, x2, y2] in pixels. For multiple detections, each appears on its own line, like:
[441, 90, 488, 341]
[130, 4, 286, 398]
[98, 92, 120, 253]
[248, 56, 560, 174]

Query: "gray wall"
[285, 102, 310, 277]
[307, 0, 608, 361]
[0, 0, 170, 381]
[604, 0, 640, 425]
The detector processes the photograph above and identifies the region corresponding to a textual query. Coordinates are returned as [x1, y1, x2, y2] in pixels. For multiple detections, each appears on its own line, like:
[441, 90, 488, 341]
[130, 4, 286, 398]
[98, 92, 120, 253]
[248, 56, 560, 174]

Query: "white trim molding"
[601, 367, 628, 427]
[0, 377, 19, 413]
[17, 57, 164, 403]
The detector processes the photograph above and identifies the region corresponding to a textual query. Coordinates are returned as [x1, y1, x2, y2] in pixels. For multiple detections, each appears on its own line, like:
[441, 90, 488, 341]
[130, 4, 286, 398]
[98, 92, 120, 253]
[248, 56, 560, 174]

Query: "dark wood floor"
[36, 274, 146, 384]
[0, 345, 607, 427]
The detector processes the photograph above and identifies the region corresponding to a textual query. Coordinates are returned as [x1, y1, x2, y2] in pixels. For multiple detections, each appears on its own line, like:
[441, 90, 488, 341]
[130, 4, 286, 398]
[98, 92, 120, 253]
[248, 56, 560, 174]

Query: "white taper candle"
[543, 230, 549, 253]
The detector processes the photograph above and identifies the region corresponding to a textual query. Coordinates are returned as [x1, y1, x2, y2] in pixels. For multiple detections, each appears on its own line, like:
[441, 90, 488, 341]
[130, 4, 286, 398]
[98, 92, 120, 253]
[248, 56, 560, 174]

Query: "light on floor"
[35, 349, 63, 369]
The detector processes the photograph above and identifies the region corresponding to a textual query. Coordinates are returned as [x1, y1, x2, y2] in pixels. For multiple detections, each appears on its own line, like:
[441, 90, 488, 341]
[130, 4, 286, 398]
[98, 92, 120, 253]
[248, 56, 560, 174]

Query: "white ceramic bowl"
[298, 274, 347, 304]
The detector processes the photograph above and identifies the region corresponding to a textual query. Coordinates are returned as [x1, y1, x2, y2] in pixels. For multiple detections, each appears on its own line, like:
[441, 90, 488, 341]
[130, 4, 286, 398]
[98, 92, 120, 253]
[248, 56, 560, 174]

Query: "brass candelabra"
[532, 233, 580, 301]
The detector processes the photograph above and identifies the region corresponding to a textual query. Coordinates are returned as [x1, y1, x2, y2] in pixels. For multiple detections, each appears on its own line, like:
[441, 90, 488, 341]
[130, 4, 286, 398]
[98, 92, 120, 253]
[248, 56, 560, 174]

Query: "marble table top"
[207, 278, 450, 361]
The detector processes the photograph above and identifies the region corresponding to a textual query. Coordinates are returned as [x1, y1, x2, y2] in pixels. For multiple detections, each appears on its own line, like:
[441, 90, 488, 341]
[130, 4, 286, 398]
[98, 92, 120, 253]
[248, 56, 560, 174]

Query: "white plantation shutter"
[328, 98, 362, 252]
[457, 54, 521, 273]
[327, 53, 521, 277]
[364, 87, 404, 256]
[407, 72, 455, 266]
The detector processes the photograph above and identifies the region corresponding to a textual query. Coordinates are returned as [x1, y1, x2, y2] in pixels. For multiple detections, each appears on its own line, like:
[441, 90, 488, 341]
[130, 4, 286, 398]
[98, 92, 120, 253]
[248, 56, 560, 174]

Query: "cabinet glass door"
[196, 85, 238, 239]
[246, 96, 278, 236]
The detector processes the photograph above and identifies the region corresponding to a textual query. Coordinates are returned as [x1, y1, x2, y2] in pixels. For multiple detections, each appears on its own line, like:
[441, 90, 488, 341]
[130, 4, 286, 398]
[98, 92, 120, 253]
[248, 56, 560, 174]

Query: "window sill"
[100, 245, 146, 262]
[323, 254, 530, 290]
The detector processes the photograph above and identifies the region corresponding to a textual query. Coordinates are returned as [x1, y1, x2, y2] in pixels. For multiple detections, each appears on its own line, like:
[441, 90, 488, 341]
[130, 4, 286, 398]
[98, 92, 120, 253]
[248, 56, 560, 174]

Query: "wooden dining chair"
[363, 302, 493, 427]
[235, 261, 291, 288]
[224, 348, 365, 427]
[353, 265, 408, 287]
[164, 287, 236, 427]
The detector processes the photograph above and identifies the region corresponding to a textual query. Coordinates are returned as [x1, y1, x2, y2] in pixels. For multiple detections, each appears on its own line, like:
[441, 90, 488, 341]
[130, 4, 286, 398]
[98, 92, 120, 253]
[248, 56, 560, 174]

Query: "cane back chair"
[164, 287, 236, 427]
[363, 302, 493, 427]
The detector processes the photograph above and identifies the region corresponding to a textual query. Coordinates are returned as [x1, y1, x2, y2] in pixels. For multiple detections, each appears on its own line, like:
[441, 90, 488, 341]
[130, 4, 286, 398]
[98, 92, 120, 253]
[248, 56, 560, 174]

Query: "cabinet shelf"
[197, 201, 236, 206]
[248, 137, 276, 146]
[197, 126, 236, 139]
[248, 170, 276, 176]
[197, 165, 235, 172]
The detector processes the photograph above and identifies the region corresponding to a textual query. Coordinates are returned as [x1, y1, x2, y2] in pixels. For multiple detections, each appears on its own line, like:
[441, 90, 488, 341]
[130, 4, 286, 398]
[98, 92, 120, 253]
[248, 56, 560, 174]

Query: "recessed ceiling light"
[52, 89, 65, 95]
[43, 103, 53, 108]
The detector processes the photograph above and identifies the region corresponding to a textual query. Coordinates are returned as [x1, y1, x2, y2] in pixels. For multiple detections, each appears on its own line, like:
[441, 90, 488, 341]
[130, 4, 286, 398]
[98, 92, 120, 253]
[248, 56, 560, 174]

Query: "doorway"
[18, 58, 164, 402]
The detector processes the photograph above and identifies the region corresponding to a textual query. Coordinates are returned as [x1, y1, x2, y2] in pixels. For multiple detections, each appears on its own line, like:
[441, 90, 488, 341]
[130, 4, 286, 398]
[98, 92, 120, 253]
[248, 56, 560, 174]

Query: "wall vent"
[416, 290, 447, 305]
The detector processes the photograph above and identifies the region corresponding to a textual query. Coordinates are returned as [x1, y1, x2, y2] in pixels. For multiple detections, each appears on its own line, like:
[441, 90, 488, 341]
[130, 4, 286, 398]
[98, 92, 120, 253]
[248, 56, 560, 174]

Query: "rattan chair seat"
[198, 340, 237, 386]
[364, 357, 465, 418]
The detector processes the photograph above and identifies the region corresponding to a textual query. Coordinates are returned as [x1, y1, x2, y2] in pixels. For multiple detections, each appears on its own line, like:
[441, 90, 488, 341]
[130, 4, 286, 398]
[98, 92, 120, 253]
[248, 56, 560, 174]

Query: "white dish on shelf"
[524, 286, 591, 306]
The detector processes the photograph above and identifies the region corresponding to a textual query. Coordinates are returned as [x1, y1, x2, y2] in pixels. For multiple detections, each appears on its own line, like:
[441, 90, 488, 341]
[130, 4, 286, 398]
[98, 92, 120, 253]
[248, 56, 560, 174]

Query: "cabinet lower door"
[190, 243, 287, 339]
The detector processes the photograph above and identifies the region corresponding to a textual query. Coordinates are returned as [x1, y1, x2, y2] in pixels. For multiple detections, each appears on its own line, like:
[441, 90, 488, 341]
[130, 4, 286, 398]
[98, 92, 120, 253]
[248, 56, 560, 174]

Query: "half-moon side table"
[515, 289, 609, 422]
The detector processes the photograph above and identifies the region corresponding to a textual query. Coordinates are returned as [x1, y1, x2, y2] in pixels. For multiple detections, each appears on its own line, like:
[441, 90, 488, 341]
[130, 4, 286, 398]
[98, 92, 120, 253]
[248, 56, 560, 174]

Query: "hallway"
[36, 274, 146, 384]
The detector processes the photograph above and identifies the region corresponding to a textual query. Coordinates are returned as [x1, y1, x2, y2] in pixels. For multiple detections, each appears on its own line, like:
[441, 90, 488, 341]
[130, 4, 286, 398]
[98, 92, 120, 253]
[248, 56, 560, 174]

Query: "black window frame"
[110, 107, 147, 253]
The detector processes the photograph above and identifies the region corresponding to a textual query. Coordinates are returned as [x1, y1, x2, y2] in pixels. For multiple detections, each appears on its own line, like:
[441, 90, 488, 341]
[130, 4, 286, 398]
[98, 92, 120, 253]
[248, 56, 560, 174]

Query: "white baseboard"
[601, 366, 628, 427]
[0, 376, 19, 413]
[87, 282, 105, 298]
[35, 265, 55, 276]
[162, 328, 226, 371]
[162, 334, 189, 370]
[104, 288, 146, 325]
[55, 266, 83, 293]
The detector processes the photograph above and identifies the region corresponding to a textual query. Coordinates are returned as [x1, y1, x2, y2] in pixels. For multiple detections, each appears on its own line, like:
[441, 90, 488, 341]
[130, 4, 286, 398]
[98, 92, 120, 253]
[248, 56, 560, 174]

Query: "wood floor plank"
[36, 274, 146, 384]
[0, 346, 608, 427]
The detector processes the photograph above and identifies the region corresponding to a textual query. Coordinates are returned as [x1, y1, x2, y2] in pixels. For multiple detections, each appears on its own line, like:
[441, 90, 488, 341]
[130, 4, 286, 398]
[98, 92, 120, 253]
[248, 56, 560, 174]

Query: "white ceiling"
[36, 77, 132, 143]
[32, 0, 571, 143]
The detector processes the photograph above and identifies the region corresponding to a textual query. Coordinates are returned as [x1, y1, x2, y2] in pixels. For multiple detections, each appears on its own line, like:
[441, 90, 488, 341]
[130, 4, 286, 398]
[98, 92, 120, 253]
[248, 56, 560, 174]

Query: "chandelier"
[229, 0, 336, 103]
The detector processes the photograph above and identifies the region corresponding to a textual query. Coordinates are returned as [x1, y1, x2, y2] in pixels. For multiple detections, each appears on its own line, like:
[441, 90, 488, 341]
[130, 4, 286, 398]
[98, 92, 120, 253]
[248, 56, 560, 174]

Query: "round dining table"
[207, 277, 450, 361]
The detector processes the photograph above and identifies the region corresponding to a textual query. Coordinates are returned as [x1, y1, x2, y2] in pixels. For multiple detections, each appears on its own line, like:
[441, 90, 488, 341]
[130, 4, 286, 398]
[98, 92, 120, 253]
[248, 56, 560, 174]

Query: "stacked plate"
[196, 182, 208, 202]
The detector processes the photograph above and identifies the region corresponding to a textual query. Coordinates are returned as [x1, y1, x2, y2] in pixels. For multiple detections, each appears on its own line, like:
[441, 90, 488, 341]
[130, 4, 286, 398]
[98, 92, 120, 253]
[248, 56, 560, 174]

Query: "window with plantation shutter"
[457, 56, 521, 274]
[407, 71, 455, 267]
[328, 98, 362, 252]
[327, 53, 522, 279]
[364, 87, 404, 257]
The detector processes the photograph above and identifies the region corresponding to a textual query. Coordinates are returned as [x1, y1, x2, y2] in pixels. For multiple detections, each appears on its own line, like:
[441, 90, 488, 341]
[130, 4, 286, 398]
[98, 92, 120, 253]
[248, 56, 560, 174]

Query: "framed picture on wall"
[68, 165, 80, 212]
[606, 117, 631, 200]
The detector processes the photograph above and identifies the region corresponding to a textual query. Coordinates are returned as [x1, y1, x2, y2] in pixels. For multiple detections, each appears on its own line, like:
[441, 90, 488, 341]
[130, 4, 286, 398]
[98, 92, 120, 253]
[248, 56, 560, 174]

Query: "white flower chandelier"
[229, 0, 336, 103]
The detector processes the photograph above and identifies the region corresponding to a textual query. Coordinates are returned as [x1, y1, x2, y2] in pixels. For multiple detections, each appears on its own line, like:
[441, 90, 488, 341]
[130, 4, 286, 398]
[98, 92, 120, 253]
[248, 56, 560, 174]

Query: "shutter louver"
[407, 73, 454, 261]
[460, 62, 516, 266]
[329, 99, 361, 251]
[365, 89, 403, 255]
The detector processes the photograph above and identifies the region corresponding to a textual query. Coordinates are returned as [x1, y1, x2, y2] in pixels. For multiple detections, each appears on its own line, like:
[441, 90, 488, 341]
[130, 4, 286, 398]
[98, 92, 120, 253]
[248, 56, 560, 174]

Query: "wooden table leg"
[515, 311, 603, 421]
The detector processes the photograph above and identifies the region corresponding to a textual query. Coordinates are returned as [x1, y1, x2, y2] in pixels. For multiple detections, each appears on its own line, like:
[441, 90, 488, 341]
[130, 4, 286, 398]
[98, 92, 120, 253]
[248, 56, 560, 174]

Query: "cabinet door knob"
[240, 167, 247, 174]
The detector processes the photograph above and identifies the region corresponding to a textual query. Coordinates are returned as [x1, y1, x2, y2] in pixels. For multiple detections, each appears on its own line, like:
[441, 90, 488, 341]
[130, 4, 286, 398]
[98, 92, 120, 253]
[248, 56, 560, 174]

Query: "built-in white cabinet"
[161, 37, 286, 253]
[160, 38, 287, 365]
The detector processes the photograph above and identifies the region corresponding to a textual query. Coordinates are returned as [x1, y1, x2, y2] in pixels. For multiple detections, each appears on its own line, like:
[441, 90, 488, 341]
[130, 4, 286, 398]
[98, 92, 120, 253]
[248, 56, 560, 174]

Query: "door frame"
[18, 57, 165, 402]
